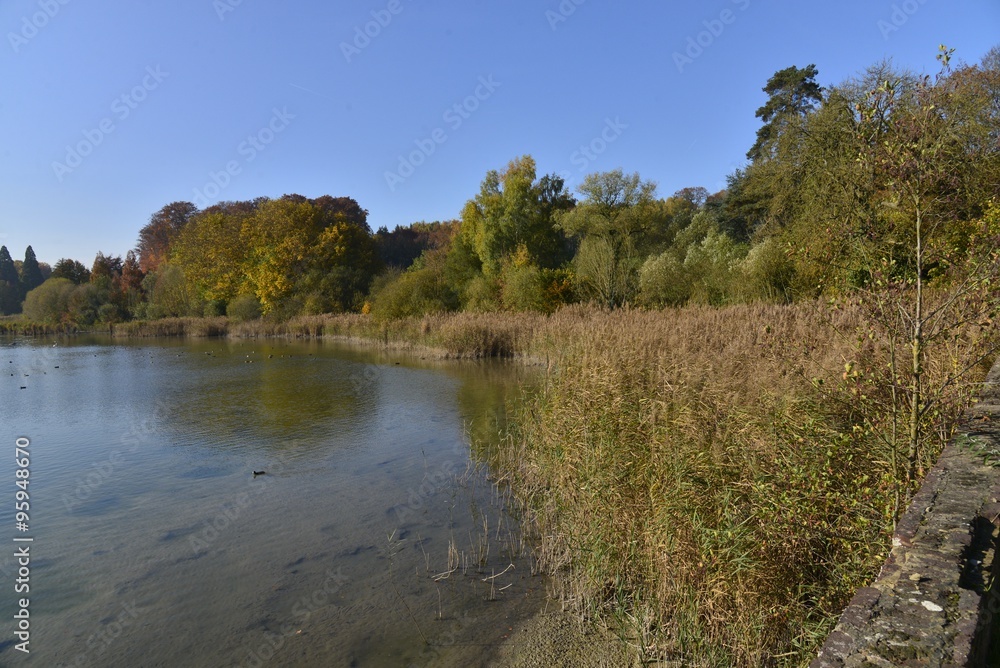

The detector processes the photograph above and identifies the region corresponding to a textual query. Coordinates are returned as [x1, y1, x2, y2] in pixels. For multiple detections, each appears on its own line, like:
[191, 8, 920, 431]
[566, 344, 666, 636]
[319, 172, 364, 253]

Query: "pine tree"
[0, 246, 21, 314]
[747, 64, 824, 162]
[20, 246, 44, 298]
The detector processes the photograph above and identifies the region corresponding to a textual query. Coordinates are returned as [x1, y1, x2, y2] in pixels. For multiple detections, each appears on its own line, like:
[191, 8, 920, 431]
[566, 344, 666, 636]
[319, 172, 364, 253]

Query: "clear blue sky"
[1, 0, 997, 266]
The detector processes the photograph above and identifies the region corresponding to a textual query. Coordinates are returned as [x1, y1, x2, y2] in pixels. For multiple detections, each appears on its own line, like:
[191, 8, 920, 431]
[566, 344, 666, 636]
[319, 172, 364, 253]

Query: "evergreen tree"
[747, 64, 824, 162]
[20, 246, 44, 298]
[0, 246, 21, 314]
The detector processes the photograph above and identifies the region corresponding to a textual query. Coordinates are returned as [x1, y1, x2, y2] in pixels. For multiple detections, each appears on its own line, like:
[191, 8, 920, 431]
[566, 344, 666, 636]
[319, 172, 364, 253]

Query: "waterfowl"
[253, 470, 266, 476]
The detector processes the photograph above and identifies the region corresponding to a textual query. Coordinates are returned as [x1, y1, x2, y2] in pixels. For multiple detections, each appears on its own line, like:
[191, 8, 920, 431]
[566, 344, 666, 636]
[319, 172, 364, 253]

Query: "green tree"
[19, 246, 44, 299]
[143, 264, 194, 318]
[50, 258, 91, 284]
[556, 170, 658, 307]
[747, 64, 824, 162]
[852, 47, 1000, 486]
[460, 156, 574, 277]
[0, 246, 21, 314]
[22, 278, 76, 323]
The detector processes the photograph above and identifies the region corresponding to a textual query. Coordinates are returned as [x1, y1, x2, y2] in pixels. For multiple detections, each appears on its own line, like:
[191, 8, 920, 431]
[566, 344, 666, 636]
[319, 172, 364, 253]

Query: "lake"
[0, 336, 545, 667]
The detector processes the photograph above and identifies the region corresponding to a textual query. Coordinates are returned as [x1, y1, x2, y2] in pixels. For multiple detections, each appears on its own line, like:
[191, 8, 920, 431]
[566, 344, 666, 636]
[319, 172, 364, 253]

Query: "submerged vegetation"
[3, 45, 999, 664]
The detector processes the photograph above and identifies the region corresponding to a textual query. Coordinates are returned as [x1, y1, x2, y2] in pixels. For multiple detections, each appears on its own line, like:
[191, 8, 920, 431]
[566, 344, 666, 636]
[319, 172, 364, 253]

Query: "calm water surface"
[0, 336, 544, 667]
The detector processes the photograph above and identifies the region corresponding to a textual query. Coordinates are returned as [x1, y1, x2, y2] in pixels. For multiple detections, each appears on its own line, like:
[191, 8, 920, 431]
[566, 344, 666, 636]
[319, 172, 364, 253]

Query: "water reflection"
[0, 335, 541, 667]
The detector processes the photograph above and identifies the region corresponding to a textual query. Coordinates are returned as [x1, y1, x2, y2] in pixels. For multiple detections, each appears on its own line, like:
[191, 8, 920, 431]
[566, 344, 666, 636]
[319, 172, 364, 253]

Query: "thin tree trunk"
[907, 205, 923, 484]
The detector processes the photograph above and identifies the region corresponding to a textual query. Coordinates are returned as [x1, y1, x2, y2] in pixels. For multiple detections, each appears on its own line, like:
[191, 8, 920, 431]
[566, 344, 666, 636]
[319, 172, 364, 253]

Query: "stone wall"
[813, 361, 1000, 667]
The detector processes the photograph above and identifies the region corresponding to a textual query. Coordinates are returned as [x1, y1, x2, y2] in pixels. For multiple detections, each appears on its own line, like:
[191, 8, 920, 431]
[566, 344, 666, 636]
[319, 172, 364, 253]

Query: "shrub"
[500, 263, 547, 312]
[370, 265, 459, 321]
[97, 302, 123, 324]
[145, 265, 194, 318]
[461, 275, 500, 312]
[203, 299, 227, 317]
[737, 237, 795, 303]
[638, 252, 690, 307]
[227, 294, 262, 322]
[22, 278, 75, 323]
[66, 283, 103, 326]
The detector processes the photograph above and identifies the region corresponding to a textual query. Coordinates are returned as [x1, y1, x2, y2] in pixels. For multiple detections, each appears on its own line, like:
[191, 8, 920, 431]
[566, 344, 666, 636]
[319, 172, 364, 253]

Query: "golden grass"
[480, 301, 993, 666]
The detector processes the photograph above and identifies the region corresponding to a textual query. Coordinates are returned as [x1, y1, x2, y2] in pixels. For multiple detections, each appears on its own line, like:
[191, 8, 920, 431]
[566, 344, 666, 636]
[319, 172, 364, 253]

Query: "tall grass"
[106, 312, 550, 358]
[486, 302, 993, 665]
[0, 319, 77, 335]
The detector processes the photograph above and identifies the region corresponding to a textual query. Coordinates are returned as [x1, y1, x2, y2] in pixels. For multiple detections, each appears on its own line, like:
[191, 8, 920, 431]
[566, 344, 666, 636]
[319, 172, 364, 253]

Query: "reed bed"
[0, 319, 77, 335]
[105, 311, 549, 358]
[485, 302, 993, 665]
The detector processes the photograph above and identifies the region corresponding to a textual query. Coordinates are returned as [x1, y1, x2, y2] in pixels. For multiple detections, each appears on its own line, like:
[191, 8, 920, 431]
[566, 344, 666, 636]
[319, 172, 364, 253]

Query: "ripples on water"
[0, 336, 543, 667]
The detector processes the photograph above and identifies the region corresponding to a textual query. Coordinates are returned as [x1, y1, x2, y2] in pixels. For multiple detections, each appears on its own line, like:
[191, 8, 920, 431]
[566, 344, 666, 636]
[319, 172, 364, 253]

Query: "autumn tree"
[171, 200, 261, 305]
[171, 195, 380, 315]
[114, 250, 145, 317]
[241, 195, 381, 314]
[90, 252, 123, 286]
[298, 200, 382, 313]
[137, 201, 199, 273]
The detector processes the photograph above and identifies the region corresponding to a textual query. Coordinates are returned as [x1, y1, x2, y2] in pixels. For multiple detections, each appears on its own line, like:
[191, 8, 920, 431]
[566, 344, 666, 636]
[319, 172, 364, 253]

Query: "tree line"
[13, 45, 999, 327]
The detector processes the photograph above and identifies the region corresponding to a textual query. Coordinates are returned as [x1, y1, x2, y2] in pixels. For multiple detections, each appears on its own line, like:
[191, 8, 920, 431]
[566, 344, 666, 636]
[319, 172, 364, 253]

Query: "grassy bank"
[0, 318, 78, 335]
[107, 312, 548, 359]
